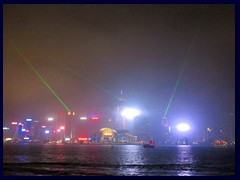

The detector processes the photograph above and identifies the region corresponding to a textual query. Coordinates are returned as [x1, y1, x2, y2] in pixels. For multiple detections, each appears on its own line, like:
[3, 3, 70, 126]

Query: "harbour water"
[3, 144, 235, 176]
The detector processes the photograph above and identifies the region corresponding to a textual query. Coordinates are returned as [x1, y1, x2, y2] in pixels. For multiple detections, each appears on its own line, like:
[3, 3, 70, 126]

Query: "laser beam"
[58, 61, 122, 101]
[163, 25, 201, 118]
[5, 35, 71, 112]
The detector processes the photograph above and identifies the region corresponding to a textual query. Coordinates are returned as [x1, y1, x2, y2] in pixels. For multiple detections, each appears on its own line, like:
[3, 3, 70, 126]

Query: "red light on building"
[26, 130, 30, 133]
[41, 126, 46, 128]
[78, 138, 88, 141]
[78, 137, 88, 141]
[91, 117, 99, 120]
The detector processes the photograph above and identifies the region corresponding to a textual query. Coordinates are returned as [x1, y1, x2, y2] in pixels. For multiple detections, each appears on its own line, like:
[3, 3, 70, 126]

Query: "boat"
[214, 140, 228, 148]
[143, 139, 155, 148]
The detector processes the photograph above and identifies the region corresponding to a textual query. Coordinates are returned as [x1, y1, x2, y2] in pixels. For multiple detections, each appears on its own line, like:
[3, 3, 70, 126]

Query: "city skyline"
[3, 4, 235, 141]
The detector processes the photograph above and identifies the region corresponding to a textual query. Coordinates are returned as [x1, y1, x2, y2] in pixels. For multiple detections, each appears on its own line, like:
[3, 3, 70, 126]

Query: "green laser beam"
[163, 25, 201, 118]
[58, 61, 123, 101]
[5, 35, 71, 112]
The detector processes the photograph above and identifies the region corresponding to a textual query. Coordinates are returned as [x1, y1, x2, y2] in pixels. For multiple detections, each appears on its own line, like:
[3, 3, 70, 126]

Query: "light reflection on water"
[176, 145, 194, 176]
[3, 144, 235, 176]
[115, 145, 144, 175]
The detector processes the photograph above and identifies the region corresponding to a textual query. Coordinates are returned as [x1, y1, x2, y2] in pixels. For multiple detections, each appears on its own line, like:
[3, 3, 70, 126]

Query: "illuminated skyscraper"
[116, 90, 126, 130]
[160, 116, 171, 144]
[65, 112, 76, 139]
[17, 123, 24, 140]
[33, 120, 40, 141]
[25, 118, 33, 140]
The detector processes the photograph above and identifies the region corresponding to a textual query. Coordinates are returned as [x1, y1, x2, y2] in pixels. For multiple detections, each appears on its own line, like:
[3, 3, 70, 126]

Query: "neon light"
[3, 127, 9, 130]
[24, 137, 29, 140]
[26, 119, 32, 121]
[57, 129, 61, 132]
[60, 126, 65, 130]
[26, 130, 30, 133]
[11, 122, 18, 125]
[80, 117, 87, 120]
[78, 137, 88, 141]
[22, 129, 26, 131]
[48, 118, 53, 121]
[41, 126, 46, 128]
[91, 117, 99, 120]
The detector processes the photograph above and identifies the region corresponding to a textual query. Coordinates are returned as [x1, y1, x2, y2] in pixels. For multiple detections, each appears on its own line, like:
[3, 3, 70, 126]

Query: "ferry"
[214, 140, 228, 148]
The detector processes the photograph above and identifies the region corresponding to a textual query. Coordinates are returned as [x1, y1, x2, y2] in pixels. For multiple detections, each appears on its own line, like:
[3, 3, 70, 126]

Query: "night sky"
[3, 4, 235, 138]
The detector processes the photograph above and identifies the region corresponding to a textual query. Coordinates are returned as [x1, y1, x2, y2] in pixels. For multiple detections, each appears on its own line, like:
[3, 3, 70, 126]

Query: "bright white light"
[48, 118, 53, 121]
[45, 130, 50, 134]
[176, 123, 190, 132]
[121, 108, 141, 120]
[26, 119, 32, 121]
[80, 117, 87, 120]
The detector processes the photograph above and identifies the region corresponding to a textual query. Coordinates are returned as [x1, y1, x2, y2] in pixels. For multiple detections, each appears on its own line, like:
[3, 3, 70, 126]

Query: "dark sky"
[3, 4, 235, 137]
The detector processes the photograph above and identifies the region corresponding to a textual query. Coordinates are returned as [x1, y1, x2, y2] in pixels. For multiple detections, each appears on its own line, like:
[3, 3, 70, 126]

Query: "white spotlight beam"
[176, 123, 190, 132]
[121, 108, 141, 120]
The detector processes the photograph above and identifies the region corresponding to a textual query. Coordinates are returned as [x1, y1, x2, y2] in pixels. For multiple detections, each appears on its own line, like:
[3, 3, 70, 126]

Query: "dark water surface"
[3, 144, 235, 176]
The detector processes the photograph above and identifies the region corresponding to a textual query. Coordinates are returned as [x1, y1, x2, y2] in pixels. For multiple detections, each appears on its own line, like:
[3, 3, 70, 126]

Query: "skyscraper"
[65, 112, 76, 139]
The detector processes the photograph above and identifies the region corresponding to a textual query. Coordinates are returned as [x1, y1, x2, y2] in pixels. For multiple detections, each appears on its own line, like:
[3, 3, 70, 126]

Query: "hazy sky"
[3, 4, 235, 137]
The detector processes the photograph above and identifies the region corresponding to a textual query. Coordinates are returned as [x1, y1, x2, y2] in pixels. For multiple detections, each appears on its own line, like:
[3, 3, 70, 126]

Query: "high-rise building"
[25, 118, 34, 140]
[33, 120, 41, 141]
[65, 112, 76, 139]
[17, 123, 24, 140]
[160, 116, 171, 144]
[116, 90, 126, 130]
